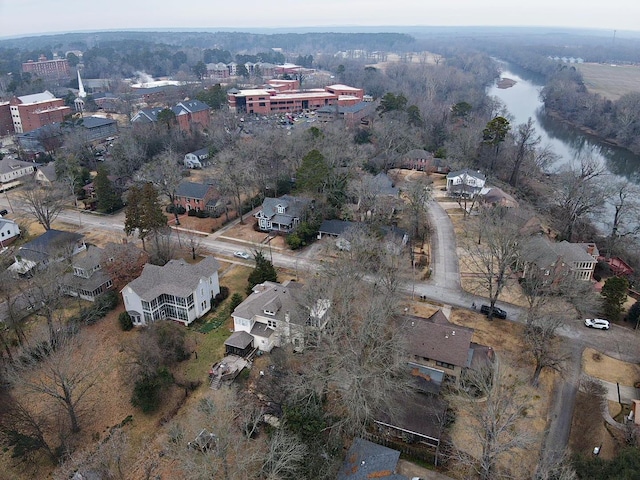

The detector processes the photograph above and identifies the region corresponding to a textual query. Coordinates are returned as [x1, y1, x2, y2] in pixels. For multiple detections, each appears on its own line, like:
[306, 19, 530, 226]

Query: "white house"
[0, 217, 20, 247]
[446, 169, 486, 197]
[0, 157, 37, 190]
[121, 256, 220, 326]
[183, 147, 210, 168]
[230, 280, 329, 353]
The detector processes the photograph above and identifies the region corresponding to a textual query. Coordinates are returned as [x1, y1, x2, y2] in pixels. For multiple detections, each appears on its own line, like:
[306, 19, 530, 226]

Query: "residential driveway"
[397, 459, 455, 480]
[426, 199, 460, 291]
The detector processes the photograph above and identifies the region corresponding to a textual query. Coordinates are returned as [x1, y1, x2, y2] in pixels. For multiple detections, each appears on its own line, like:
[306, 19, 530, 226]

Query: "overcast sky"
[0, 0, 638, 38]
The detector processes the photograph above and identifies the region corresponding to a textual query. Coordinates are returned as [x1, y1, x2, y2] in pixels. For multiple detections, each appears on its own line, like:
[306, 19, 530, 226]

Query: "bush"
[85, 291, 119, 325]
[286, 233, 303, 250]
[187, 209, 197, 217]
[166, 205, 186, 214]
[212, 286, 230, 307]
[131, 368, 173, 413]
[229, 293, 243, 312]
[119, 312, 133, 331]
[195, 209, 209, 218]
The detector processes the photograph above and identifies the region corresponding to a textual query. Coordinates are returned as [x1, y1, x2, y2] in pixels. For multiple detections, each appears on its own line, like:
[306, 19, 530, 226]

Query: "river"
[488, 62, 640, 181]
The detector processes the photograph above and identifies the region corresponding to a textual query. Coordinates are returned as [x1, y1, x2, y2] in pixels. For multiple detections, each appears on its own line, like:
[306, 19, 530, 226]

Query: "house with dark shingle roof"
[174, 181, 221, 213]
[8, 229, 86, 276]
[183, 147, 211, 168]
[80, 116, 118, 142]
[121, 256, 220, 326]
[521, 235, 598, 282]
[403, 309, 493, 391]
[254, 195, 311, 233]
[61, 245, 114, 302]
[131, 99, 210, 133]
[338, 438, 407, 480]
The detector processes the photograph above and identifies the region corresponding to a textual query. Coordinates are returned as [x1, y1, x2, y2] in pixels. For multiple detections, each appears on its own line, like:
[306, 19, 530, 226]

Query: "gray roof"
[188, 147, 210, 158]
[521, 236, 596, 268]
[0, 157, 37, 175]
[257, 195, 310, 222]
[81, 116, 116, 129]
[62, 269, 111, 292]
[337, 438, 406, 480]
[176, 181, 213, 200]
[36, 163, 57, 182]
[233, 280, 305, 326]
[446, 168, 486, 181]
[224, 331, 254, 349]
[16, 229, 83, 264]
[72, 245, 103, 270]
[173, 99, 209, 115]
[404, 149, 431, 159]
[372, 172, 399, 196]
[318, 219, 357, 236]
[125, 256, 219, 301]
[316, 101, 370, 115]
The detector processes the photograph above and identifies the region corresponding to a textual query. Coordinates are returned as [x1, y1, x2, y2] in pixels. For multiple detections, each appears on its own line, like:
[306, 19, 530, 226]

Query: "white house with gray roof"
[254, 195, 311, 232]
[121, 256, 220, 326]
[231, 280, 329, 352]
[0, 217, 20, 247]
[446, 169, 486, 197]
[0, 157, 37, 188]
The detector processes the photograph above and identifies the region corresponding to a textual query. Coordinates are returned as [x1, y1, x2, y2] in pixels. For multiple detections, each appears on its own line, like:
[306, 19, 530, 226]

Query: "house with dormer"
[0, 157, 37, 190]
[254, 195, 311, 233]
[121, 256, 220, 326]
[61, 245, 113, 301]
[229, 280, 329, 353]
[446, 169, 486, 198]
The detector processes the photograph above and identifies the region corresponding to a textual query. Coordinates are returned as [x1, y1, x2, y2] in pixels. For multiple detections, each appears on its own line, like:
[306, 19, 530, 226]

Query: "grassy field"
[577, 63, 640, 101]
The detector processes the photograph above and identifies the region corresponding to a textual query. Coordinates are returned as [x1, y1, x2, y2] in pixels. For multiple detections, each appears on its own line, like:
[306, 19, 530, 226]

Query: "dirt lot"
[218, 216, 288, 250]
[577, 63, 640, 101]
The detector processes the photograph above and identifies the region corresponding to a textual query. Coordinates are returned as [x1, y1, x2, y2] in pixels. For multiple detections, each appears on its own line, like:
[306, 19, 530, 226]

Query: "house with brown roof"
[403, 310, 493, 391]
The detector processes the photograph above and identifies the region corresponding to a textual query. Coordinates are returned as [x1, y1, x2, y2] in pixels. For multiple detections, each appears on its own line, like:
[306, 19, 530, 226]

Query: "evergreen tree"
[247, 251, 278, 294]
[601, 276, 629, 322]
[94, 166, 122, 213]
[124, 183, 167, 250]
[628, 300, 640, 328]
[296, 149, 329, 194]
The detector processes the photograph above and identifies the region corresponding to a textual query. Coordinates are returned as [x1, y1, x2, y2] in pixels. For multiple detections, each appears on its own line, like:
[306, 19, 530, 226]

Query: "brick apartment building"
[22, 55, 71, 80]
[228, 83, 364, 115]
[5, 91, 72, 134]
[131, 99, 210, 132]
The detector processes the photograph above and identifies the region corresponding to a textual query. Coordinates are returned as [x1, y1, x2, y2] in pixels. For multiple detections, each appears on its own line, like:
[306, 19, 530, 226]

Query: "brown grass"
[577, 63, 640, 101]
[582, 347, 640, 385]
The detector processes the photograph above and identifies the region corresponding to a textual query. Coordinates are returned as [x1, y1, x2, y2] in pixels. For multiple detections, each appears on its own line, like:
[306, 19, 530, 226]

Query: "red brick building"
[174, 181, 220, 213]
[0, 101, 13, 136]
[131, 99, 210, 133]
[228, 83, 364, 115]
[8, 91, 72, 134]
[22, 55, 71, 80]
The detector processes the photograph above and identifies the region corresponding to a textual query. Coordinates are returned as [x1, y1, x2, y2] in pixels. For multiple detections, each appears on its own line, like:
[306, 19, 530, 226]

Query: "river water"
[488, 62, 640, 181]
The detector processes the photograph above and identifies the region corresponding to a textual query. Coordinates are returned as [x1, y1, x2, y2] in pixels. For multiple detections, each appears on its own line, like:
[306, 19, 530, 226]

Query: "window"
[436, 361, 455, 370]
[267, 319, 277, 328]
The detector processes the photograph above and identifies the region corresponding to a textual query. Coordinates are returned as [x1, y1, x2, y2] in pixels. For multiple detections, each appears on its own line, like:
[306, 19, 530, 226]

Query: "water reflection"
[489, 63, 640, 181]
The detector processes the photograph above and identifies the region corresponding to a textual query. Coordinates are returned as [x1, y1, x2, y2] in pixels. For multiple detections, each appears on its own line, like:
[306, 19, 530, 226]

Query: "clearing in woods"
[577, 63, 640, 101]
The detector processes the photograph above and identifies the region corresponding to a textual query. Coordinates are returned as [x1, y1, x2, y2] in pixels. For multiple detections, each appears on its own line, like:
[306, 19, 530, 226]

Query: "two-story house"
[230, 280, 329, 353]
[521, 235, 598, 282]
[61, 245, 113, 302]
[121, 256, 220, 326]
[183, 147, 210, 168]
[0, 217, 20, 247]
[446, 169, 486, 198]
[403, 310, 493, 392]
[174, 181, 221, 213]
[0, 157, 37, 190]
[254, 195, 311, 233]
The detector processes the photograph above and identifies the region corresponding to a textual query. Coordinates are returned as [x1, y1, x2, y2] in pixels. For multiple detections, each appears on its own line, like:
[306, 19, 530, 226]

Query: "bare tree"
[534, 452, 578, 480]
[8, 333, 100, 434]
[18, 180, 67, 230]
[261, 427, 308, 480]
[290, 237, 410, 437]
[447, 359, 535, 480]
[524, 307, 569, 386]
[463, 207, 521, 318]
[216, 149, 254, 224]
[553, 154, 608, 241]
[136, 149, 185, 225]
[403, 175, 433, 243]
[603, 178, 640, 257]
[509, 117, 541, 187]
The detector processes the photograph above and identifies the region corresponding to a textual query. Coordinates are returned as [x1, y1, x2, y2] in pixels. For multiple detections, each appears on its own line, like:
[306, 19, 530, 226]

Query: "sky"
[0, 0, 639, 38]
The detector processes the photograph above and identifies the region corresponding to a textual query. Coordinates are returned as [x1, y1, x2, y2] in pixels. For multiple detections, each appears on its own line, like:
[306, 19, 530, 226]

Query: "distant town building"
[22, 54, 71, 80]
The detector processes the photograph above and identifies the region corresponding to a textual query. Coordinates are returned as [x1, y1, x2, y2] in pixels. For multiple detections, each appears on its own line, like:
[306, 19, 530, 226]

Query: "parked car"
[233, 251, 251, 260]
[0, 209, 7, 216]
[584, 318, 610, 330]
[480, 304, 507, 319]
